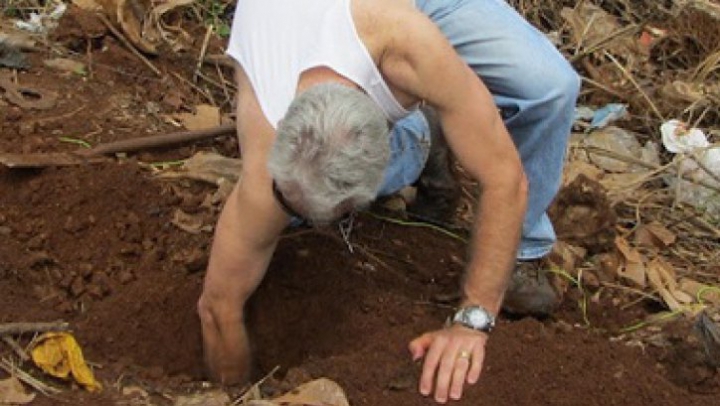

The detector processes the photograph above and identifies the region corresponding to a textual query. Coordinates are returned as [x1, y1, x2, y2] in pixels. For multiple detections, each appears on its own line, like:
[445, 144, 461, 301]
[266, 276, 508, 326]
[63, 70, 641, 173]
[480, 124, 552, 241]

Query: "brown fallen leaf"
[175, 105, 221, 131]
[635, 222, 677, 249]
[43, 58, 87, 75]
[171, 209, 207, 235]
[270, 378, 350, 406]
[679, 279, 720, 306]
[0, 376, 36, 404]
[156, 151, 242, 186]
[645, 258, 694, 311]
[174, 390, 230, 406]
[615, 237, 647, 287]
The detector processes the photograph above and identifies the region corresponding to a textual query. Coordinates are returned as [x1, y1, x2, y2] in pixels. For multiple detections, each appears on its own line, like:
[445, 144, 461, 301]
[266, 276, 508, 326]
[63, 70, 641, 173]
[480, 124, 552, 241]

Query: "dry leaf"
[645, 258, 692, 311]
[271, 378, 350, 406]
[644, 222, 676, 246]
[156, 151, 242, 186]
[633, 226, 658, 249]
[0, 376, 36, 404]
[562, 160, 604, 185]
[175, 105, 221, 131]
[171, 209, 205, 234]
[43, 58, 87, 75]
[72, 0, 103, 11]
[560, 3, 640, 59]
[679, 278, 720, 305]
[74, 0, 157, 53]
[174, 390, 230, 406]
[145, 0, 195, 52]
[635, 222, 676, 249]
[30, 332, 102, 392]
[583, 127, 645, 173]
[614, 237, 646, 287]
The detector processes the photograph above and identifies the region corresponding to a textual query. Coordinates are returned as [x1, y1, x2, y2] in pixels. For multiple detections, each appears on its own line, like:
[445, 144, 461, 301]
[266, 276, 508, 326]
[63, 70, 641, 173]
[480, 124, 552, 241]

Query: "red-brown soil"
[1, 5, 718, 406]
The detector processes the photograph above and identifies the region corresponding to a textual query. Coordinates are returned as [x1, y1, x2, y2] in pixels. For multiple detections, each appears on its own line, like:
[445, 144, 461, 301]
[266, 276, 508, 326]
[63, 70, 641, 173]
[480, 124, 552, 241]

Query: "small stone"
[27, 251, 53, 268]
[86, 284, 106, 299]
[554, 320, 574, 334]
[183, 248, 208, 273]
[26, 233, 47, 249]
[387, 370, 415, 391]
[120, 243, 141, 257]
[141, 239, 154, 251]
[117, 270, 135, 284]
[58, 274, 75, 289]
[6, 106, 23, 121]
[18, 120, 37, 136]
[78, 263, 94, 278]
[0, 226, 11, 236]
[69, 276, 86, 297]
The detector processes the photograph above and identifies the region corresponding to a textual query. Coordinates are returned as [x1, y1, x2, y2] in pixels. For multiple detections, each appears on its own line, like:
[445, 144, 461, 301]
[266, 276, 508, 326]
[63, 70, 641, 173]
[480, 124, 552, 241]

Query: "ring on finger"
[457, 350, 472, 361]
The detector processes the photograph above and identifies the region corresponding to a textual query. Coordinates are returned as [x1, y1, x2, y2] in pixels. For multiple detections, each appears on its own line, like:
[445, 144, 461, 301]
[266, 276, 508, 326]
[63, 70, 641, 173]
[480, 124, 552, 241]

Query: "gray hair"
[268, 83, 390, 225]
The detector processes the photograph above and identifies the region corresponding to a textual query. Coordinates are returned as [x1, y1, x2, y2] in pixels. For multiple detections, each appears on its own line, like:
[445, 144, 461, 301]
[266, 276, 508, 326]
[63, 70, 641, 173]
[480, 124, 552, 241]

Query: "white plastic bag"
[661, 120, 720, 220]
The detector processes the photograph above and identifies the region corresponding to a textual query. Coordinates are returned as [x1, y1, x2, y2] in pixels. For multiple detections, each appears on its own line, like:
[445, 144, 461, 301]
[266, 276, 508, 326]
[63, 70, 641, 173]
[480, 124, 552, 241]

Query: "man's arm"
[198, 67, 291, 384]
[376, 5, 528, 403]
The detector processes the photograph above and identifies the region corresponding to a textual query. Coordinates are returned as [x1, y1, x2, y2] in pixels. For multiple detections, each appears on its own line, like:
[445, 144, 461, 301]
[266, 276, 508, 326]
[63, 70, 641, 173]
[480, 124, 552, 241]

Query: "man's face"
[272, 180, 355, 226]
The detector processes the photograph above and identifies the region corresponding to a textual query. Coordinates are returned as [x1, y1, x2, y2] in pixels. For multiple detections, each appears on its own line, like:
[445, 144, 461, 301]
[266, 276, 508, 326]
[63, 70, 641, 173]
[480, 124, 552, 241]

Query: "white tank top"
[226, 0, 412, 128]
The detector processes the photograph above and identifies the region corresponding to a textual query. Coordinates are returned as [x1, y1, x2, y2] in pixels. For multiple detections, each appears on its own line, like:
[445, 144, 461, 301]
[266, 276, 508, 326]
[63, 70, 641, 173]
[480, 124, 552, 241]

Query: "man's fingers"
[467, 346, 484, 384]
[408, 333, 434, 361]
[433, 344, 461, 403]
[450, 356, 470, 400]
[419, 335, 447, 397]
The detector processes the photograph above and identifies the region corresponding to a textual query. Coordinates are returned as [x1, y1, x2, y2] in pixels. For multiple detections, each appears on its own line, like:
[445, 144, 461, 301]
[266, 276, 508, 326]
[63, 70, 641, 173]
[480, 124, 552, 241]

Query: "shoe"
[502, 259, 561, 317]
[407, 107, 461, 224]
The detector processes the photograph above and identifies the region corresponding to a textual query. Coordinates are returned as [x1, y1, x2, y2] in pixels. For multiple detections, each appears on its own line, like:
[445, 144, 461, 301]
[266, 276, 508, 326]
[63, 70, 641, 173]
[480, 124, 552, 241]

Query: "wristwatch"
[452, 305, 496, 333]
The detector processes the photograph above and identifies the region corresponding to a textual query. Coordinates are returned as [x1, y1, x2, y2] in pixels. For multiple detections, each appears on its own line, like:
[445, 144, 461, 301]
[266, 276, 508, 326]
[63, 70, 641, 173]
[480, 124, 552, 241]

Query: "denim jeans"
[377, 0, 581, 260]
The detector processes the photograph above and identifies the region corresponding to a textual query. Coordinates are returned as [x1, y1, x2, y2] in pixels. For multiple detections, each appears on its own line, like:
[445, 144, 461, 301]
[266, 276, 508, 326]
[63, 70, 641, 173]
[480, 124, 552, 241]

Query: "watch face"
[467, 308, 489, 327]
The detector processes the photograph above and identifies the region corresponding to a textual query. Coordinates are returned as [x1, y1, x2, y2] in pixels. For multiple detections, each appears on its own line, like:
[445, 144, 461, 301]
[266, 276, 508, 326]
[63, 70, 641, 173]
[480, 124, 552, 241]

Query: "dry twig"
[0, 358, 61, 396]
[0, 321, 69, 336]
[194, 25, 214, 83]
[97, 14, 161, 77]
[604, 51, 665, 121]
[1, 336, 30, 361]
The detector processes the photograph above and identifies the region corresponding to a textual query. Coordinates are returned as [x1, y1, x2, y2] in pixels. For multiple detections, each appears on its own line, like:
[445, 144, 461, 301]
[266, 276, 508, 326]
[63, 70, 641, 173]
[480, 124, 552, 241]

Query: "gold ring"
[458, 350, 471, 361]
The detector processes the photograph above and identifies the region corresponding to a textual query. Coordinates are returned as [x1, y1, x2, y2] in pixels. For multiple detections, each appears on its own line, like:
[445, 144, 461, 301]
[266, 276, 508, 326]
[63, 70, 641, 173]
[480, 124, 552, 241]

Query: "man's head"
[268, 83, 390, 225]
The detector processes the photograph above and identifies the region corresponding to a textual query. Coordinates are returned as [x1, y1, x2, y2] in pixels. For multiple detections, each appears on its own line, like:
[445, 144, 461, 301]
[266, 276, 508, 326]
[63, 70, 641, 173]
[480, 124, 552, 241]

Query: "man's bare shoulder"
[352, 0, 421, 51]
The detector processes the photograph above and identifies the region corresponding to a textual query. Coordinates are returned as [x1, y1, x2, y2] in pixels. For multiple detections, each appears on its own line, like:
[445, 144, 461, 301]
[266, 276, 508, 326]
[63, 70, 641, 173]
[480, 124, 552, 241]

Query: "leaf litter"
[0, 0, 719, 403]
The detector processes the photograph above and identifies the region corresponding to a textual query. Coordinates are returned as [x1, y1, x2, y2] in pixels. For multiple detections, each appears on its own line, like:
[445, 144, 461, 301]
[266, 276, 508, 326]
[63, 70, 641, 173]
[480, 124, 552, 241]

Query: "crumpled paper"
[30, 332, 102, 392]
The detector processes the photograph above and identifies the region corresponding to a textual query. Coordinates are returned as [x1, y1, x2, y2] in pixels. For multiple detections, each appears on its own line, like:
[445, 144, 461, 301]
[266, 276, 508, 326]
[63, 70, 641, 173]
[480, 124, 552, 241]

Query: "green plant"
[196, 0, 232, 38]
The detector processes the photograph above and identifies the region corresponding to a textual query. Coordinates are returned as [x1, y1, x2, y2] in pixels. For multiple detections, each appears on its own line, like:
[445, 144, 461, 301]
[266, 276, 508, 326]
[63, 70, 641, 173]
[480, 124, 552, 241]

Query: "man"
[198, 0, 580, 403]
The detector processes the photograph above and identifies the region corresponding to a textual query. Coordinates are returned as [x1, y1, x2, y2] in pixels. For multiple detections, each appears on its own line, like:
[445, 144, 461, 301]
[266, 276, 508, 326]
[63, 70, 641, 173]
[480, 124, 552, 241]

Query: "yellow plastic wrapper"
[30, 332, 102, 392]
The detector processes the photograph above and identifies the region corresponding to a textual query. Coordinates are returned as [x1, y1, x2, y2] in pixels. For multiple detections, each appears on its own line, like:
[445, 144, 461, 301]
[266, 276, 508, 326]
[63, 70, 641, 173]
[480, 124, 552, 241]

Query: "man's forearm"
[199, 183, 284, 384]
[462, 175, 528, 314]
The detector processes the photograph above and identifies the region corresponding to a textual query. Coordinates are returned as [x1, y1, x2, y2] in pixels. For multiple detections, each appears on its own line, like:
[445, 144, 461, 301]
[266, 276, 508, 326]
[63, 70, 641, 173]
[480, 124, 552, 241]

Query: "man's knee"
[553, 65, 581, 106]
[538, 54, 581, 105]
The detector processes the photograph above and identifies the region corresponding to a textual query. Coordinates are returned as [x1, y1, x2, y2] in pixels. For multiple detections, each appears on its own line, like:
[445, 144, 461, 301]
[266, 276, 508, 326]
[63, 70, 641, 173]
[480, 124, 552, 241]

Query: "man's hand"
[409, 324, 488, 403]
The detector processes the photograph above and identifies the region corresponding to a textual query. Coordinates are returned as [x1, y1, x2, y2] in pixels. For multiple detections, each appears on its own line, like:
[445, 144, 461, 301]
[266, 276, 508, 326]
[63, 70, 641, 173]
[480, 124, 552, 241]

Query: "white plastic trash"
[661, 119, 711, 153]
[660, 120, 719, 220]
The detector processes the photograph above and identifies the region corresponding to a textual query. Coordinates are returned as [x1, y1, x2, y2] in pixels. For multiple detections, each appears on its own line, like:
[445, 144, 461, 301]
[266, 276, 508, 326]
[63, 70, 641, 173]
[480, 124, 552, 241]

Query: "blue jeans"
[378, 0, 581, 260]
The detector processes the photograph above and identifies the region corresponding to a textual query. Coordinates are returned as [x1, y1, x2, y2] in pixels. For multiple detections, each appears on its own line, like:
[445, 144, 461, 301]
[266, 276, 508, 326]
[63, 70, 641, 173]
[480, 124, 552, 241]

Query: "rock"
[117, 270, 135, 284]
[18, 120, 37, 136]
[5, 106, 23, 121]
[70, 276, 86, 297]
